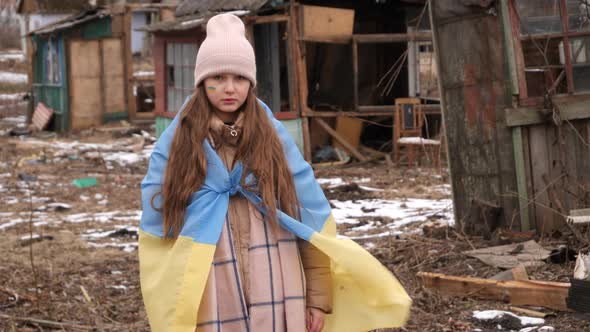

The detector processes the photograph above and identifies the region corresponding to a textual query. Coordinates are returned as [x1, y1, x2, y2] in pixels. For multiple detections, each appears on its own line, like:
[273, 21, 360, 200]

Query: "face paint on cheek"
[207, 86, 216, 91]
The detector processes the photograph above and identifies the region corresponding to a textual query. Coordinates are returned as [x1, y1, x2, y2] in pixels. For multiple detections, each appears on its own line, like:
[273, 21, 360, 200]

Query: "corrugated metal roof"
[175, 0, 268, 17]
[30, 8, 111, 35]
[139, 9, 250, 32]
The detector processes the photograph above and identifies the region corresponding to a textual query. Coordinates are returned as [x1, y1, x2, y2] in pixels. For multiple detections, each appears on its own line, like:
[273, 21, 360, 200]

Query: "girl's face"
[203, 73, 251, 120]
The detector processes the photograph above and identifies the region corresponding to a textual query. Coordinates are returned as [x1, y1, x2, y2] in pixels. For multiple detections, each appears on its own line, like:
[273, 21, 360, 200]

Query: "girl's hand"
[306, 307, 325, 332]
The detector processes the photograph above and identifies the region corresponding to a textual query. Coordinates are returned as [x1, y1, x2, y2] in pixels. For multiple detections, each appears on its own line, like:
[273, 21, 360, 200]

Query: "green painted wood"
[80, 17, 112, 39]
[500, 0, 519, 96]
[512, 127, 530, 231]
[32, 34, 69, 132]
[156, 116, 174, 139]
[280, 118, 304, 154]
[103, 111, 129, 122]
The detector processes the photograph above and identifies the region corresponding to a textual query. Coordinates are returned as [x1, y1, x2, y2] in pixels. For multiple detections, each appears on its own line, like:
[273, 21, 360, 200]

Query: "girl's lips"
[221, 99, 237, 103]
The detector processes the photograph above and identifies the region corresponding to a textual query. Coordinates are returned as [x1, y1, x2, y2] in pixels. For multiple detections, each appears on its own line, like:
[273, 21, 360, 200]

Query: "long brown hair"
[160, 84, 299, 238]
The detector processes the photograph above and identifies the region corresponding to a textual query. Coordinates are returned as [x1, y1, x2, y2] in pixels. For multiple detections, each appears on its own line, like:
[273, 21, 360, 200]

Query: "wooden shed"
[29, 8, 133, 131]
[145, 0, 441, 160]
[430, 0, 590, 235]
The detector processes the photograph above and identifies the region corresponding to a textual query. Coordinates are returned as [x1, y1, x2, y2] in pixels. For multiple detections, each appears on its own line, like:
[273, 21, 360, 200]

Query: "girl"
[139, 13, 411, 332]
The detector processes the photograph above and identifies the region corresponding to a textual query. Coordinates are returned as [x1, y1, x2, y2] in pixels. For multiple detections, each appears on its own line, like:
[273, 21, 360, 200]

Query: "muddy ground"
[0, 116, 588, 332]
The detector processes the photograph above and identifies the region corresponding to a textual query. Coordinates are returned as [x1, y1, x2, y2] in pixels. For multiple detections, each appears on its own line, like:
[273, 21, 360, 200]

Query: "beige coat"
[209, 113, 333, 313]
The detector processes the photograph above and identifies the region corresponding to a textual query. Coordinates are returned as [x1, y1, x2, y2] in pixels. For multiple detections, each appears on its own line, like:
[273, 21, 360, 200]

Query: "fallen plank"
[418, 272, 571, 311]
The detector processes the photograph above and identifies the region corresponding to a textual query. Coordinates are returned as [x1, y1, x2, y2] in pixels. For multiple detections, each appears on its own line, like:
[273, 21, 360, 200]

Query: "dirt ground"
[0, 117, 589, 331]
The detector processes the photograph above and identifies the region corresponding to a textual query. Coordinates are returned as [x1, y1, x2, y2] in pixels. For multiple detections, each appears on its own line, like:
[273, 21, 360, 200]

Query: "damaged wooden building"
[143, 0, 442, 163]
[430, 0, 590, 235]
[24, 0, 178, 132]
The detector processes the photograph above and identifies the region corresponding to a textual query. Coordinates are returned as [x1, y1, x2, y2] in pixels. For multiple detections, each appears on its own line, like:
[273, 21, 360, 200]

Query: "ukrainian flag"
[139, 100, 411, 332]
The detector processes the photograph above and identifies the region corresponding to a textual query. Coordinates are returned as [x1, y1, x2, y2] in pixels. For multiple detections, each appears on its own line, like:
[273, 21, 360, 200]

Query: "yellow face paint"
[207, 86, 216, 91]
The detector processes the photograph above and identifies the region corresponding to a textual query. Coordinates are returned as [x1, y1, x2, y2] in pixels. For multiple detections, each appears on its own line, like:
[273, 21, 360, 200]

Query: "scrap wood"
[314, 118, 368, 162]
[417, 271, 571, 311]
[31, 102, 54, 131]
[0, 313, 94, 330]
[489, 266, 529, 281]
[463, 240, 551, 269]
[509, 306, 554, 318]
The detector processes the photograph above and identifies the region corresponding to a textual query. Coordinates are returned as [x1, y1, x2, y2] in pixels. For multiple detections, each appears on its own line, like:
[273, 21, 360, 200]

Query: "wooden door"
[101, 38, 126, 116]
[69, 38, 126, 129]
[69, 39, 102, 129]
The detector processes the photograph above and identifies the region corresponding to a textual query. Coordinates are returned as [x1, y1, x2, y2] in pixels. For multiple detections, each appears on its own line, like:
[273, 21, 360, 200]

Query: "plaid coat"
[139, 100, 412, 332]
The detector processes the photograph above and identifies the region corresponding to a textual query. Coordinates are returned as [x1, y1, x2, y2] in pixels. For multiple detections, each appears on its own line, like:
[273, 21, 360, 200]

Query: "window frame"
[508, 0, 590, 106]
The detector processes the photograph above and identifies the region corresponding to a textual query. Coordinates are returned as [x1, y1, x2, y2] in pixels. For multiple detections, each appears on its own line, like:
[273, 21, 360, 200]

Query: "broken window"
[512, 0, 590, 97]
[45, 38, 60, 84]
[166, 42, 197, 112]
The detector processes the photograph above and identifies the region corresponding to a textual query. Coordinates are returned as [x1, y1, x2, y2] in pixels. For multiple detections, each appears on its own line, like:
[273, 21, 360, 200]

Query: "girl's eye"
[236, 75, 246, 81]
[214, 75, 223, 80]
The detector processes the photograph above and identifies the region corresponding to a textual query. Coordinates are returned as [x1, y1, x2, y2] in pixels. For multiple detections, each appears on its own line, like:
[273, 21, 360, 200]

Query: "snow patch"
[0, 71, 27, 84]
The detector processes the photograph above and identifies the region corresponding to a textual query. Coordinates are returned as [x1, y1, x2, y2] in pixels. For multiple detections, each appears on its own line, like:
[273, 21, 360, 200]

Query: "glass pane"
[567, 0, 590, 32]
[182, 43, 197, 66]
[569, 37, 590, 64]
[174, 43, 182, 66]
[183, 67, 192, 89]
[177, 90, 185, 111]
[167, 87, 174, 112]
[570, 37, 590, 92]
[167, 66, 174, 87]
[188, 66, 195, 87]
[517, 0, 562, 35]
[166, 43, 174, 66]
[174, 66, 182, 88]
[573, 66, 590, 92]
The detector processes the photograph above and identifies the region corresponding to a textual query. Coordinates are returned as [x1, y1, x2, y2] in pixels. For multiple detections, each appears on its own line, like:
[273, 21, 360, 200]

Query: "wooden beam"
[301, 115, 312, 161]
[418, 272, 571, 311]
[123, 9, 136, 121]
[247, 14, 289, 25]
[125, 3, 177, 9]
[314, 118, 368, 162]
[353, 32, 432, 43]
[352, 39, 359, 110]
[506, 101, 590, 127]
[299, 36, 350, 44]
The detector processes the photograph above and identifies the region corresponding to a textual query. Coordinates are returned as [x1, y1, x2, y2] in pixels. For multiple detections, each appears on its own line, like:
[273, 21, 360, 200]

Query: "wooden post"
[314, 118, 368, 162]
[290, 1, 313, 161]
[301, 115, 312, 161]
[123, 9, 136, 120]
[352, 38, 359, 111]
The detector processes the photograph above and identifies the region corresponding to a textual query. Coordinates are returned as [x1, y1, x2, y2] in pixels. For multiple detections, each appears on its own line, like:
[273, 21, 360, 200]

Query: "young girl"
[139, 13, 411, 332]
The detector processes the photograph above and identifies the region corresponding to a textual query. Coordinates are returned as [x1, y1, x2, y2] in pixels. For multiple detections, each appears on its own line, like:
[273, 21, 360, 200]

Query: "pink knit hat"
[193, 13, 257, 87]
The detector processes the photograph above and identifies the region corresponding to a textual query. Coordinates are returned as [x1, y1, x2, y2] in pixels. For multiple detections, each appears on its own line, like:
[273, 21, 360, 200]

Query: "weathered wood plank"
[522, 126, 536, 225]
[301, 5, 354, 40]
[512, 127, 530, 231]
[529, 125, 552, 233]
[506, 101, 590, 127]
[418, 272, 570, 311]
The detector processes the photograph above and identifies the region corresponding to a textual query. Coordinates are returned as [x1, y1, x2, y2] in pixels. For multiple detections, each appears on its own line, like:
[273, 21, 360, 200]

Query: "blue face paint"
[207, 86, 216, 91]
